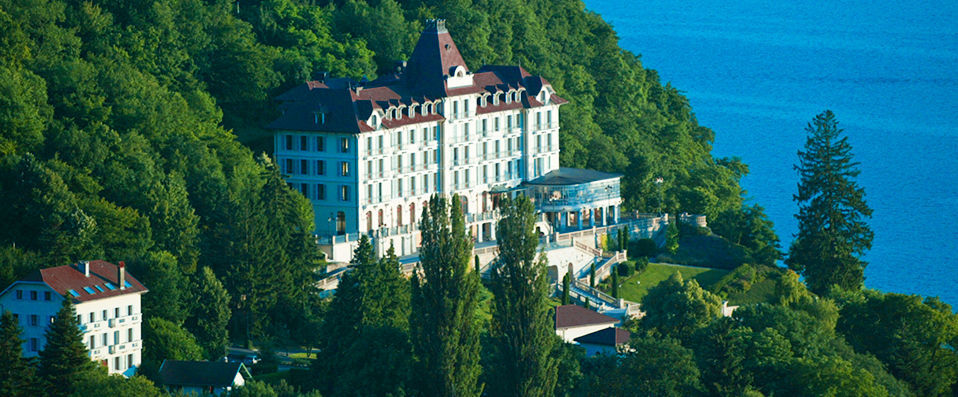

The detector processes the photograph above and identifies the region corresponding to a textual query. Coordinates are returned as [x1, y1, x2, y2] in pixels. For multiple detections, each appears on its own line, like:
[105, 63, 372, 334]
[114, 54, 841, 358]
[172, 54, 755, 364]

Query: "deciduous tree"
[487, 195, 558, 397]
[410, 194, 482, 397]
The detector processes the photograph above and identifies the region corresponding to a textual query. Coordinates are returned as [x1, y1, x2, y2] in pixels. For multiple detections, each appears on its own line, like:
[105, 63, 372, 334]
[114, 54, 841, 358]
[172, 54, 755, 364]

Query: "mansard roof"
[268, 20, 566, 134]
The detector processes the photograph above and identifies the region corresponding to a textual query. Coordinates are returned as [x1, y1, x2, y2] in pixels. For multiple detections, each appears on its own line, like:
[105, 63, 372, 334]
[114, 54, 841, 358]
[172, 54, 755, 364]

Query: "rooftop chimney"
[118, 261, 126, 290]
[79, 261, 90, 277]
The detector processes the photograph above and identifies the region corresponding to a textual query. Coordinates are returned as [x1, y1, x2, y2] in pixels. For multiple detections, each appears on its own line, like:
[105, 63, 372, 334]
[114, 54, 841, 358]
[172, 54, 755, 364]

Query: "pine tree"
[787, 110, 873, 295]
[562, 273, 571, 305]
[0, 311, 37, 396]
[186, 267, 231, 360]
[488, 195, 558, 397]
[315, 236, 411, 396]
[410, 194, 483, 397]
[38, 299, 99, 397]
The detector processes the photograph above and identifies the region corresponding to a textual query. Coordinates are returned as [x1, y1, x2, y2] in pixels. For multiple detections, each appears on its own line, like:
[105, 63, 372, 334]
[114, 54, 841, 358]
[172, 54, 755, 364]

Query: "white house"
[158, 360, 249, 396]
[269, 19, 624, 263]
[554, 304, 619, 343]
[0, 260, 148, 376]
[573, 326, 631, 356]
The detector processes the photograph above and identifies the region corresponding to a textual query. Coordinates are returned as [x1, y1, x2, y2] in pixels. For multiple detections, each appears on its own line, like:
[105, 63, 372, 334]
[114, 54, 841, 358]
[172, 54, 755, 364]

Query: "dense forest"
[2, 0, 956, 396]
[0, 0, 758, 342]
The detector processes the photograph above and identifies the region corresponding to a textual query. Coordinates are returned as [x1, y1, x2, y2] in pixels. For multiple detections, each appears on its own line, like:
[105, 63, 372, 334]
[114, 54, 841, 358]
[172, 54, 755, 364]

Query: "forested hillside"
[1, 0, 757, 332]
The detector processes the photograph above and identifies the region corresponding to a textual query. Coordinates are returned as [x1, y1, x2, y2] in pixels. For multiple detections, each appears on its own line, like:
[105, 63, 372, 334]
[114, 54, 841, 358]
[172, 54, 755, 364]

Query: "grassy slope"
[612, 263, 730, 303]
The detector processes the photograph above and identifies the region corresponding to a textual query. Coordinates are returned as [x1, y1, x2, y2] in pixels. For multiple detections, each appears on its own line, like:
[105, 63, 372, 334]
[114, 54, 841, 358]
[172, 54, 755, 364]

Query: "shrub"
[617, 261, 633, 277]
[634, 257, 649, 274]
[631, 238, 658, 258]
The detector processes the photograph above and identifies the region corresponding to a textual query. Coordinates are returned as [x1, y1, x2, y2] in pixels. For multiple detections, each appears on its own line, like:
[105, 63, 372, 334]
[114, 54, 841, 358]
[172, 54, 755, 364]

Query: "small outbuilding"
[554, 304, 619, 343]
[158, 360, 250, 396]
[574, 327, 631, 356]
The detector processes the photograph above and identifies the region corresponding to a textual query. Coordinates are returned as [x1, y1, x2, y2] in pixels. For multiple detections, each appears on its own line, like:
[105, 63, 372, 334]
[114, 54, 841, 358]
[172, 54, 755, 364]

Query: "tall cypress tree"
[787, 110, 873, 294]
[410, 194, 482, 397]
[38, 298, 99, 397]
[0, 311, 37, 396]
[487, 195, 558, 397]
[562, 273, 571, 305]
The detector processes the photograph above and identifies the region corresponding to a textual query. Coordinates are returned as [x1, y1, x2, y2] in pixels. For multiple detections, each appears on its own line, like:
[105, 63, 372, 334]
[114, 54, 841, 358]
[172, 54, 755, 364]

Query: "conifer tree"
[590, 262, 596, 288]
[488, 195, 558, 397]
[0, 311, 37, 396]
[315, 236, 411, 396]
[562, 273, 571, 305]
[186, 267, 231, 360]
[38, 299, 98, 397]
[410, 194, 482, 397]
[787, 110, 873, 294]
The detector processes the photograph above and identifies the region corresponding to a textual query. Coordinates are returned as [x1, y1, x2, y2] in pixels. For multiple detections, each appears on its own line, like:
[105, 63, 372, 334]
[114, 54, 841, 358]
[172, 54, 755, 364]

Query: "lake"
[584, 0, 958, 306]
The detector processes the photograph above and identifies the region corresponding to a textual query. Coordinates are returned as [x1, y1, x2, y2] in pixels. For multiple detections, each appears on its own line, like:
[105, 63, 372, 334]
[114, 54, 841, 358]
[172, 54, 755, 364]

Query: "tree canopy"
[787, 110, 873, 294]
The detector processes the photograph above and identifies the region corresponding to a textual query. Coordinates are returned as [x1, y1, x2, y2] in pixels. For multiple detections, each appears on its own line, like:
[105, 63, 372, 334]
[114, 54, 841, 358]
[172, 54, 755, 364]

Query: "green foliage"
[0, 311, 37, 396]
[617, 261, 633, 277]
[315, 236, 411, 396]
[631, 238, 658, 258]
[487, 195, 558, 397]
[611, 269, 619, 299]
[639, 272, 721, 341]
[140, 317, 203, 379]
[712, 204, 782, 266]
[229, 379, 322, 397]
[411, 194, 482, 397]
[130, 250, 188, 324]
[38, 299, 99, 397]
[589, 263, 595, 288]
[835, 290, 958, 396]
[582, 336, 702, 396]
[634, 257, 649, 274]
[787, 110, 873, 294]
[69, 371, 164, 397]
[665, 218, 680, 254]
[186, 267, 232, 361]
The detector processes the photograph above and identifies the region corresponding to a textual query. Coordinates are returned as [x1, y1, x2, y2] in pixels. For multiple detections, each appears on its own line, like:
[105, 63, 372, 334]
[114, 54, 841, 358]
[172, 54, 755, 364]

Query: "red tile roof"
[268, 23, 566, 134]
[24, 260, 147, 303]
[574, 327, 631, 346]
[554, 305, 618, 329]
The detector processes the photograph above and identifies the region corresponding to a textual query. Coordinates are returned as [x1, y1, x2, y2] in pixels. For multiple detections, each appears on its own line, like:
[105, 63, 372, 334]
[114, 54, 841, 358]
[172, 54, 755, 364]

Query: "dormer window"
[410, 105, 419, 118]
[493, 93, 500, 105]
[396, 106, 405, 120]
[423, 103, 431, 115]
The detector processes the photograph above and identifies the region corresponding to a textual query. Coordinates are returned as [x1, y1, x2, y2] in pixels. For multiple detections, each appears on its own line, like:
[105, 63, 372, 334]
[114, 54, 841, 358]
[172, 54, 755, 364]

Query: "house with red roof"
[0, 260, 148, 376]
[269, 19, 623, 263]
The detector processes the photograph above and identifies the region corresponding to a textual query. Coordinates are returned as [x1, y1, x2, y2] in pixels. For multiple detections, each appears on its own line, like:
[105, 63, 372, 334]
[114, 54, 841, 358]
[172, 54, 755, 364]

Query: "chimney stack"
[79, 261, 90, 277]
[118, 261, 126, 290]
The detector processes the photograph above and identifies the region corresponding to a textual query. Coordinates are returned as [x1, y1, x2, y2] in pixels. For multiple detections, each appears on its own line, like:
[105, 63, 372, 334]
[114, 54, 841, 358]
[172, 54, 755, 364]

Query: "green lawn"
[612, 263, 730, 303]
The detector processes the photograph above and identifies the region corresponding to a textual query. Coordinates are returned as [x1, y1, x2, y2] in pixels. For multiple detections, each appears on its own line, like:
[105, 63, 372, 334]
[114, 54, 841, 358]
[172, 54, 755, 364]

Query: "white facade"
[274, 94, 562, 261]
[0, 262, 146, 376]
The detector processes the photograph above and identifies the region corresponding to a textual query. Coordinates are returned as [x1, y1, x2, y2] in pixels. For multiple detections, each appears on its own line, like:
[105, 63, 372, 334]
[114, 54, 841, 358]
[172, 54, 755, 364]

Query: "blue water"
[585, 0, 958, 306]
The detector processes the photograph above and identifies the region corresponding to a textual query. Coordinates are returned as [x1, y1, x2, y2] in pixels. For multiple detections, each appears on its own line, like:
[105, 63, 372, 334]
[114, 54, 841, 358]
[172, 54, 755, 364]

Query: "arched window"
[366, 211, 373, 231]
[482, 192, 489, 213]
[336, 211, 346, 235]
[409, 203, 416, 226]
[460, 196, 469, 214]
[378, 209, 384, 227]
[397, 205, 404, 227]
